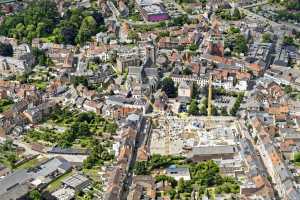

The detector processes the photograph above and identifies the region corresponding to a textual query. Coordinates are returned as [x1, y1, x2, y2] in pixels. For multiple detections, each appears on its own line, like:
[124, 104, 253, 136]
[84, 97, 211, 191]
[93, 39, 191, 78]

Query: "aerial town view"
[0, 0, 299, 199]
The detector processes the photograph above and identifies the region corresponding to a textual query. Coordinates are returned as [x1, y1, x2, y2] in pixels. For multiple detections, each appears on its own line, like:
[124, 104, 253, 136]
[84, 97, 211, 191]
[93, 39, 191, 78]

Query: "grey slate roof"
[0, 157, 71, 196]
[0, 169, 32, 195]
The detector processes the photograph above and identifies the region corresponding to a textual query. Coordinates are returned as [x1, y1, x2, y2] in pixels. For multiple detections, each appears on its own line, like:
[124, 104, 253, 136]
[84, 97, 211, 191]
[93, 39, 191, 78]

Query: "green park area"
[134, 155, 240, 199]
[0, 140, 18, 169]
[24, 107, 116, 171]
[0, 98, 14, 113]
[45, 171, 74, 192]
[25, 107, 117, 147]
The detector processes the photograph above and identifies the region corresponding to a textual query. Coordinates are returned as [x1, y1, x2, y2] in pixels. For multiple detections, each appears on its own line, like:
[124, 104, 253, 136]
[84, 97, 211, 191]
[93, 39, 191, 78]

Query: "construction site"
[150, 115, 238, 156]
[150, 75, 240, 156]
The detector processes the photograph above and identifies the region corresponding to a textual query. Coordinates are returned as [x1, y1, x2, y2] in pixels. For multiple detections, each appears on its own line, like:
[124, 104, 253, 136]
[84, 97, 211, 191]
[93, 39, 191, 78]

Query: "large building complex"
[136, 0, 169, 22]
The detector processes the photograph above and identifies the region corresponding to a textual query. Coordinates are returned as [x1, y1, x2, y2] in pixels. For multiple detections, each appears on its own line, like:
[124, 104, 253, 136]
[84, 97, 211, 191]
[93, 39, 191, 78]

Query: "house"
[247, 63, 263, 77]
[235, 79, 248, 91]
[0, 90, 7, 99]
[137, 145, 150, 161]
[0, 183, 32, 200]
[158, 37, 180, 49]
[116, 53, 140, 73]
[0, 42, 35, 79]
[104, 167, 125, 200]
[165, 165, 191, 181]
[0, 56, 34, 78]
[127, 44, 159, 97]
[267, 82, 284, 99]
[23, 101, 57, 123]
[83, 100, 103, 114]
[246, 43, 274, 70]
[106, 95, 150, 115]
[153, 91, 168, 111]
[267, 103, 289, 115]
[255, 127, 300, 199]
[127, 175, 156, 200]
[178, 81, 192, 100]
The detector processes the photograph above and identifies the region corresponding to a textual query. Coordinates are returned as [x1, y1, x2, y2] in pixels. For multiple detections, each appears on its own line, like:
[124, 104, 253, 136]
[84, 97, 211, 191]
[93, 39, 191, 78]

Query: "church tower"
[145, 43, 156, 65]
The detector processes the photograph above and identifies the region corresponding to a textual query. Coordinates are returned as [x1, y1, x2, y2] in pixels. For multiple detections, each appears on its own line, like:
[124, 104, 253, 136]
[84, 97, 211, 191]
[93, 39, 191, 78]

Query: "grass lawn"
[15, 157, 46, 170]
[0, 99, 14, 113]
[294, 162, 300, 167]
[83, 168, 101, 182]
[45, 171, 74, 192]
[33, 81, 48, 91]
[0, 157, 12, 169]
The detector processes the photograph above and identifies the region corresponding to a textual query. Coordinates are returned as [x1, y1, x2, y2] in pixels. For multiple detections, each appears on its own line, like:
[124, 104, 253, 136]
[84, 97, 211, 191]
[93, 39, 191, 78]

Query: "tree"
[72, 76, 89, 87]
[232, 8, 241, 20]
[188, 100, 199, 115]
[32, 47, 51, 66]
[284, 85, 293, 94]
[0, 0, 59, 42]
[53, 21, 78, 44]
[159, 31, 170, 37]
[161, 77, 177, 98]
[7, 154, 17, 168]
[36, 22, 48, 38]
[192, 83, 199, 99]
[172, 15, 189, 26]
[233, 34, 248, 54]
[211, 106, 218, 116]
[134, 161, 149, 175]
[262, 33, 272, 43]
[199, 104, 207, 116]
[220, 107, 228, 116]
[128, 30, 139, 42]
[76, 16, 97, 45]
[28, 190, 41, 200]
[283, 36, 295, 46]
[230, 93, 244, 116]
[294, 152, 300, 162]
[188, 44, 198, 51]
[177, 178, 186, 193]
[225, 27, 248, 55]
[0, 42, 13, 57]
[2, 139, 13, 151]
[183, 67, 193, 75]
[155, 175, 177, 187]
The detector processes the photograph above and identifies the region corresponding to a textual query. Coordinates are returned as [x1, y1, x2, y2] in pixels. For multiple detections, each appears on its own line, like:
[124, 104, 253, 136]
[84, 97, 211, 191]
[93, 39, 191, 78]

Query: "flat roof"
[62, 174, 90, 188]
[192, 145, 237, 156]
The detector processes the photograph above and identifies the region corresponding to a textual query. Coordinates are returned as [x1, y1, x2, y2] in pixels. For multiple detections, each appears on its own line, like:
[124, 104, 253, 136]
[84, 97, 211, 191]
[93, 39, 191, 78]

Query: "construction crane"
[206, 74, 213, 130]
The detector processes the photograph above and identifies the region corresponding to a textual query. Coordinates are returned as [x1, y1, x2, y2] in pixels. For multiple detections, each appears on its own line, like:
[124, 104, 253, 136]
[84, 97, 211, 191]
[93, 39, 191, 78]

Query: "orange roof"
[248, 63, 262, 72]
[270, 151, 281, 165]
[253, 175, 266, 188]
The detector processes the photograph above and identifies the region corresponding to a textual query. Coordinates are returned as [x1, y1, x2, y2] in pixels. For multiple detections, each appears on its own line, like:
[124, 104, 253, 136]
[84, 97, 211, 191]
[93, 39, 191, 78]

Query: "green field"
[45, 171, 74, 192]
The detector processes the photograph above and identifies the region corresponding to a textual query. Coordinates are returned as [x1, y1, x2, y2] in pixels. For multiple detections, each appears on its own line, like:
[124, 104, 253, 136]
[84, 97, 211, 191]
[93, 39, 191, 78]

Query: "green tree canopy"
[28, 190, 41, 200]
[76, 16, 97, 45]
[0, 42, 13, 57]
[262, 33, 273, 43]
[188, 100, 199, 115]
[161, 77, 177, 98]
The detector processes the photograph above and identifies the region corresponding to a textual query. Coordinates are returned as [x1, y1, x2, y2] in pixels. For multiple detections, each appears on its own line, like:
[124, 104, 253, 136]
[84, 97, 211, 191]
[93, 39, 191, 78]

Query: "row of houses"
[104, 114, 145, 200]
